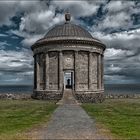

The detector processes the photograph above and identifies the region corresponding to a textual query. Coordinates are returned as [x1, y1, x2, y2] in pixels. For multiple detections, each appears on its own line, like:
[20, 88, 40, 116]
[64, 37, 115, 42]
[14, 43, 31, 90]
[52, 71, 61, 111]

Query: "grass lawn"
[0, 100, 58, 139]
[82, 99, 140, 139]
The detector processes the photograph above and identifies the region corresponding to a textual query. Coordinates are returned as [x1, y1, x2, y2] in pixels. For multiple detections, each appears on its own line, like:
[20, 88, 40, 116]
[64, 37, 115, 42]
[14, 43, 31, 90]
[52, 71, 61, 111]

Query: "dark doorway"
[64, 71, 74, 89]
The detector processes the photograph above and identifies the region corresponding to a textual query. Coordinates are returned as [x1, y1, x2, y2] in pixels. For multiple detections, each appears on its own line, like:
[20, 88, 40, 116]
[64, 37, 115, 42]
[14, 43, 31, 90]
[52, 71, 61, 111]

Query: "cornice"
[31, 37, 106, 50]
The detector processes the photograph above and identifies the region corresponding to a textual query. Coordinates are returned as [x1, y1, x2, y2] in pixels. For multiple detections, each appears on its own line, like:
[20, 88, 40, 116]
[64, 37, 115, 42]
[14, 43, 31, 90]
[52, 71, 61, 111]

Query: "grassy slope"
[0, 100, 58, 138]
[82, 99, 140, 139]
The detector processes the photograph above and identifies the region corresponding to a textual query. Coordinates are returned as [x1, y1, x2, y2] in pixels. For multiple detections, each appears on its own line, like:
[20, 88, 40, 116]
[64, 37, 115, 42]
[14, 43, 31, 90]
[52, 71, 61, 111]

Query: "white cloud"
[109, 64, 121, 72]
[9, 30, 43, 46]
[0, 1, 103, 47]
[20, 9, 55, 34]
[0, 49, 33, 70]
[0, 1, 43, 27]
[20, 10, 64, 34]
[92, 28, 140, 51]
[0, 33, 8, 37]
[0, 1, 18, 26]
[105, 1, 135, 13]
[93, 1, 139, 30]
[93, 27, 140, 83]
[0, 49, 33, 84]
[21, 34, 43, 46]
[52, 1, 102, 17]
[105, 48, 135, 60]
[98, 12, 132, 29]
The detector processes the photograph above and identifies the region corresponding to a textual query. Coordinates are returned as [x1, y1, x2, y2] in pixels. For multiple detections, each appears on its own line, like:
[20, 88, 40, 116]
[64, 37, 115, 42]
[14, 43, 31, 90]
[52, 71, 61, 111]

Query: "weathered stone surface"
[49, 52, 59, 90]
[63, 51, 74, 70]
[74, 92, 105, 103]
[0, 93, 140, 101]
[78, 51, 88, 90]
[31, 15, 106, 102]
[32, 90, 63, 101]
[33, 43, 104, 55]
[91, 53, 98, 90]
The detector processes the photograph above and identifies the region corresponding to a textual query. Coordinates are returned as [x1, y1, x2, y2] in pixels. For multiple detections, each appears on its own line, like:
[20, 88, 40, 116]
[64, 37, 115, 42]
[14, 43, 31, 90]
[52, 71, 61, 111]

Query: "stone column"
[97, 54, 101, 89]
[101, 55, 104, 89]
[43, 54, 45, 90]
[45, 52, 49, 90]
[88, 52, 92, 90]
[33, 55, 36, 90]
[36, 54, 40, 90]
[59, 51, 63, 90]
[74, 51, 79, 91]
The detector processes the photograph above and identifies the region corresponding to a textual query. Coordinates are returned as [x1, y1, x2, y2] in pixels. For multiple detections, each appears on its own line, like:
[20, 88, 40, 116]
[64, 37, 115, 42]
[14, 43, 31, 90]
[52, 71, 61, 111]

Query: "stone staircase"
[57, 89, 80, 105]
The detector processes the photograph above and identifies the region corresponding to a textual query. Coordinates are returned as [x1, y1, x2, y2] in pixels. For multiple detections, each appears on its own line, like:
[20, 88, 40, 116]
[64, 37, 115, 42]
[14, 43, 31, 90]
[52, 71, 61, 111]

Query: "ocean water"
[0, 84, 140, 94]
[104, 84, 140, 94]
[0, 85, 33, 94]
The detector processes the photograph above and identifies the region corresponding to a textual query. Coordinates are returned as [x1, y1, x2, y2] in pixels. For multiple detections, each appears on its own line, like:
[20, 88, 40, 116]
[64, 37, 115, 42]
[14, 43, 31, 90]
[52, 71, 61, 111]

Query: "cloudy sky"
[0, 0, 140, 85]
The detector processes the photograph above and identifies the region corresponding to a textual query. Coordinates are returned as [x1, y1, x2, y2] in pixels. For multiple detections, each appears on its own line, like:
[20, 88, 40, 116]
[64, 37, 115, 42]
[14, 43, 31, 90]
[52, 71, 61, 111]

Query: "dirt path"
[26, 90, 111, 139]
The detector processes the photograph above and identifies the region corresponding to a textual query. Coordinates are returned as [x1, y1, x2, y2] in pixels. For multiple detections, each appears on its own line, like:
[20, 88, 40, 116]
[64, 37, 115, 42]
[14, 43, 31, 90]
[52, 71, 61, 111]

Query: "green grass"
[0, 100, 58, 138]
[82, 99, 140, 139]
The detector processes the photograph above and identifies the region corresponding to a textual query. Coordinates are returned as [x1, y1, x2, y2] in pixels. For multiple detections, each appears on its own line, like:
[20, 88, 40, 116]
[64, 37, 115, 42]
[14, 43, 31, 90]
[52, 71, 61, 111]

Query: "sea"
[0, 84, 140, 94]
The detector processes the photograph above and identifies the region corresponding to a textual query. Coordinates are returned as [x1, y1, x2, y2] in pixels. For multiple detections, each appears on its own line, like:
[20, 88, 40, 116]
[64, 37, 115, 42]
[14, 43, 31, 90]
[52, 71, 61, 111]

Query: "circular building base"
[31, 90, 63, 101]
[31, 90, 105, 103]
[73, 91, 105, 103]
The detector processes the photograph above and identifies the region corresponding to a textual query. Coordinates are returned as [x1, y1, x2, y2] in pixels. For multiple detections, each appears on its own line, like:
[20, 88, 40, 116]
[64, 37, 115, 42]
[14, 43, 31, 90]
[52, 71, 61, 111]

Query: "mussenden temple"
[31, 13, 106, 103]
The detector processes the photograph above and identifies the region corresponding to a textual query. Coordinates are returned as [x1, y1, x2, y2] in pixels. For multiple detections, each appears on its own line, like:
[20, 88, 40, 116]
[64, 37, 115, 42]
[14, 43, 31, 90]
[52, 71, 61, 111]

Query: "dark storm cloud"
[104, 46, 140, 83]
[0, 49, 33, 84]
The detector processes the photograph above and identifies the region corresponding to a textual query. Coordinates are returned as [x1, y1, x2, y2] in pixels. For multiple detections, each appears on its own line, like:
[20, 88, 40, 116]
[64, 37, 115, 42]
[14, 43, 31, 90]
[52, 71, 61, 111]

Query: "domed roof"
[45, 23, 93, 39]
[32, 12, 105, 49]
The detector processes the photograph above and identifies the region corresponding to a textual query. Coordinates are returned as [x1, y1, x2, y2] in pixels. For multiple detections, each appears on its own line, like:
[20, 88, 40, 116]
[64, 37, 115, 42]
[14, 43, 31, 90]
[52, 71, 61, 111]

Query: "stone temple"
[31, 13, 106, 103]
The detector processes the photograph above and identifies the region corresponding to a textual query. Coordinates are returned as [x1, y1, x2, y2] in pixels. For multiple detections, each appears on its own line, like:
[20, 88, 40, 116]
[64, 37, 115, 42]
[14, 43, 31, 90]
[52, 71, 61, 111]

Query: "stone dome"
[32, 12, 105, 49]
[45, 23, 93, 39]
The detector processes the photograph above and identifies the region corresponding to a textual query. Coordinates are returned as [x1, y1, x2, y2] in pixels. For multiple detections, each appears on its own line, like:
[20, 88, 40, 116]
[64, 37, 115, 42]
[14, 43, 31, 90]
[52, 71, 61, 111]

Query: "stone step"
[57, 89, 80, 105]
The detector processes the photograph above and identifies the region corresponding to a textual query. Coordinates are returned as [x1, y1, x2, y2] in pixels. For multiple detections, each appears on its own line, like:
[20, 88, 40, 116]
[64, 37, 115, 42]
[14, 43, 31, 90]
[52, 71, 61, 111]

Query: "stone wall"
[63, 51, 74, 70]
[77, 51, 88, 90]
[34, 50, 101, 92]
[90, 53, 98, 90]
[39, 54, 45, 90]
[33, 42, 105, 101]
[74, 91, 104, 103]
[49, 51, 59, 90]
[32, 90, 63, 101]
[0, 93, 140, 101]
